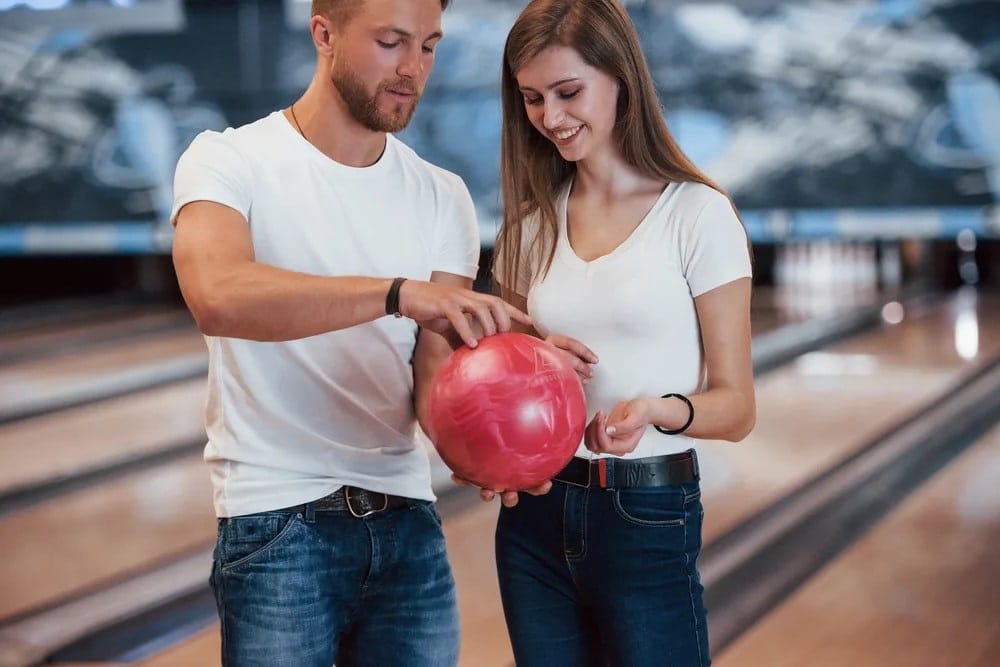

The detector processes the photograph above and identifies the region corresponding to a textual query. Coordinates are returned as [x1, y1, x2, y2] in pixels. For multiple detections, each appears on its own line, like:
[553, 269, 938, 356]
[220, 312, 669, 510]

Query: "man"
[170, 1, 528, 664]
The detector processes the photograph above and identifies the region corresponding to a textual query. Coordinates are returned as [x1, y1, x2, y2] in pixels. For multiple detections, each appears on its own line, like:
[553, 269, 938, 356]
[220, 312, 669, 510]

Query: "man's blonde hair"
[311, 0, 452, 26]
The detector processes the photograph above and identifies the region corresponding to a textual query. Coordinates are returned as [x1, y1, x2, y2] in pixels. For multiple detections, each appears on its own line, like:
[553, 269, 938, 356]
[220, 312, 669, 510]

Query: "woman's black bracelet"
[654, 393, 694, 435]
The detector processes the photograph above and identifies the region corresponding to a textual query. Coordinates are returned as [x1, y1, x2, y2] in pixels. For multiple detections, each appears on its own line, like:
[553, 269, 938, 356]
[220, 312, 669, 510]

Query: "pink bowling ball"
[426, 332, 587, 491]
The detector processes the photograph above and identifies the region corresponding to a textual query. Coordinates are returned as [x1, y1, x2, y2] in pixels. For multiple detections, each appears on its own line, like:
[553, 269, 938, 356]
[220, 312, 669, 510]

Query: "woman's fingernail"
[605, 426, 617, 435]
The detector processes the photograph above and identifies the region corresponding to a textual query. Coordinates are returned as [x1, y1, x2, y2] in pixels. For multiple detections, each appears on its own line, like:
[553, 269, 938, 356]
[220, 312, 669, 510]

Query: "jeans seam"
[214, 564, 228, 657]
[688, 570, 707, 666]
[213, 548, 229, 664]
[685, 506, 708, 667]
[563, 486, 588, 562]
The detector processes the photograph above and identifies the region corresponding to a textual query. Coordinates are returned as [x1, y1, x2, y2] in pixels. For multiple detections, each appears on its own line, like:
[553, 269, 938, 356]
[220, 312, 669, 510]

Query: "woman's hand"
[585, 398, 651, 456]
[544, 333, 598, 384]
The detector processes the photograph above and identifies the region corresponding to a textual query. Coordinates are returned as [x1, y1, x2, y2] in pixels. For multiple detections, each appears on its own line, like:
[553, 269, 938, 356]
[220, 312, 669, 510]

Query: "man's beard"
[332, 61, 420, 133]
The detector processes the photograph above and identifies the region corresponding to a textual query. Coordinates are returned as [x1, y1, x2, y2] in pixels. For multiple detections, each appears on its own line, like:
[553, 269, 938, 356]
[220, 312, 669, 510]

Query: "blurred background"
[0, 0, 997, 665]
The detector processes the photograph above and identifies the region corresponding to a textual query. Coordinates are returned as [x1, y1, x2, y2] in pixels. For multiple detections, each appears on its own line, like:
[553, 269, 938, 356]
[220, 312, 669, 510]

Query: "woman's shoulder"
[668, 181, 731, 215]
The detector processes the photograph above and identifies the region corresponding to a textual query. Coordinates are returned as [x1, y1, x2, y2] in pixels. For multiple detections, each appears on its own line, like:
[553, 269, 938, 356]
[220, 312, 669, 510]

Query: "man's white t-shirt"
[503, 180, 752, 460]
[171, 111, 479, 517]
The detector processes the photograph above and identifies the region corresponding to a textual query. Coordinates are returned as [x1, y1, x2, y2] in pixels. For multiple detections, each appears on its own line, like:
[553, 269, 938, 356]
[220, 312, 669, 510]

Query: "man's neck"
[287, 80, 387, 168]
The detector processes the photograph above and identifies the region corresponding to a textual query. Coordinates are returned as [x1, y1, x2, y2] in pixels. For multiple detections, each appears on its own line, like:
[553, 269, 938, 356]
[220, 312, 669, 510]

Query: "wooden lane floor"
[698, 289, 1000, 543]
[0, 306, 193, 364]
[0, 379, 205, 502]
[129, 291, 1000, 667]
[749, 285, 818, 334]
[0, 453, 215, 622]
[718, 422, 1000, 667]
[0, 327, 207, 423]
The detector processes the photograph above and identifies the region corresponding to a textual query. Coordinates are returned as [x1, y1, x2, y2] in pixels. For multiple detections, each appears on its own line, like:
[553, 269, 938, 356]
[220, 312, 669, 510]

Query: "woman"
[488, 0, 756, 664]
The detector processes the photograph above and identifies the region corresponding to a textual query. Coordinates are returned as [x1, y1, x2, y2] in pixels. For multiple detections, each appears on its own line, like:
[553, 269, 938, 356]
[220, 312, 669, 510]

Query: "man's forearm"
[187, 261, 393, 341]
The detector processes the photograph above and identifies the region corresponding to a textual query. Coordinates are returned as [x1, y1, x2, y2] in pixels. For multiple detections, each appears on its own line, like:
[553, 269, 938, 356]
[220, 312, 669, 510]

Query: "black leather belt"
[554, 450, 699, 489]
[281, 486, 409, 518]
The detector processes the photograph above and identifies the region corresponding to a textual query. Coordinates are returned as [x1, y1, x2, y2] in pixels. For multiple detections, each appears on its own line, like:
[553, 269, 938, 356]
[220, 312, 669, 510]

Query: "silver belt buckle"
[345, 487, 388, 518]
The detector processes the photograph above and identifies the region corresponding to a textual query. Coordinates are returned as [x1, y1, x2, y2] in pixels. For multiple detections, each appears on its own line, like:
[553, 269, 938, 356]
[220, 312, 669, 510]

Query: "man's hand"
[400, 280, 531, 348]
[451, 474, 552, 508]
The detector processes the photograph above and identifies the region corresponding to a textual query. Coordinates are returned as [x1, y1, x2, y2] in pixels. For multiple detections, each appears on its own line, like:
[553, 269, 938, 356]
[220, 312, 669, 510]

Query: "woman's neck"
[572, 150, 663, 203]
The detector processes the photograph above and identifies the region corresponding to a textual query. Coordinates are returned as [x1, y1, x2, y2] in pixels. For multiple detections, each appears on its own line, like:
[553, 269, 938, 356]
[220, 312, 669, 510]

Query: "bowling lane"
[751, 285, 880, 335]
[136, 626, 215, 667]
[0, 328, 207, 423]
[0, 454, 215, 622]
[0, 305, 193, 364]
[718, 421, 1000, 667]
[699, 290, 1000, 543]
[750, 285, 822, 334]
[0, 379, 205, 501]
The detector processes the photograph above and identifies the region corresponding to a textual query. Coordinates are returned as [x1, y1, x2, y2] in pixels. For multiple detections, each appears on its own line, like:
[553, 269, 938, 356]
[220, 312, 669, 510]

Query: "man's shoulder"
[186, 113, 281, 162]
[389, 136, 468, 196]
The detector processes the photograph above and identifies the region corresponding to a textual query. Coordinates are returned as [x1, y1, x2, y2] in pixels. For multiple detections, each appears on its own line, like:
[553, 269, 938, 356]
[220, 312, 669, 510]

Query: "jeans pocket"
[218, 512, 302, 573]
[612, 487, 688, 527]
[415, 501, 443, 528]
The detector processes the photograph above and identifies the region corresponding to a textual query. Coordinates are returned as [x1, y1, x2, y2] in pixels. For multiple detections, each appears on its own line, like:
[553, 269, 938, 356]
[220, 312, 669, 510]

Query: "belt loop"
[304, 502, 316, 523]
[597, 458, 609, 489]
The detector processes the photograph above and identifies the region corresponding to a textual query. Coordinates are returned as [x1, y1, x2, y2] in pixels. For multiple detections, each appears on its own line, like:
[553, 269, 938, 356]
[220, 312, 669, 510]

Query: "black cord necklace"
[289, 103, 306, 142]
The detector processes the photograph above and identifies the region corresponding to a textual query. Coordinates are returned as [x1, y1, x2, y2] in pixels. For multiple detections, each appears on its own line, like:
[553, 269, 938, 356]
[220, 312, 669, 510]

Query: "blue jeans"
[496, 480, 709, 667]
[210, 500, 459, 667]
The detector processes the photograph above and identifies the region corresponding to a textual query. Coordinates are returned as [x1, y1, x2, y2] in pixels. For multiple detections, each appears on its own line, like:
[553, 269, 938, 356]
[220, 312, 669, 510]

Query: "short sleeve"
[432, 172, 480, 280]
[681, 193, 753, 296]
[170, 130, 253, 227]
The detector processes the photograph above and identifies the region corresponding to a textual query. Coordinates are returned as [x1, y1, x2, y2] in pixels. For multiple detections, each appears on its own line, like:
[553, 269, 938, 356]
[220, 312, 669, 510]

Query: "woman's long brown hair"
[494, 0, 740, 300]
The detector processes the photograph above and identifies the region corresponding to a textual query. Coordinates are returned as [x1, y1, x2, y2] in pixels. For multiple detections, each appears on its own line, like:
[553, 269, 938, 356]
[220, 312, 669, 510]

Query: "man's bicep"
[172, 201, 255, 310]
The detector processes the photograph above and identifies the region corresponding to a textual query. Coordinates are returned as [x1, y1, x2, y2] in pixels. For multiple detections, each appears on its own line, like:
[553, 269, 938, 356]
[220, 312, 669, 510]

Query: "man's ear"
[310, 15, 337, 57]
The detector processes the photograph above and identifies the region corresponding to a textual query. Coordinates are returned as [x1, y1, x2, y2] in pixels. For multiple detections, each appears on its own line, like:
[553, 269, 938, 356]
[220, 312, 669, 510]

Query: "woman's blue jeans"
[210, 500, 459, 667]
[496, 480, 710, 666]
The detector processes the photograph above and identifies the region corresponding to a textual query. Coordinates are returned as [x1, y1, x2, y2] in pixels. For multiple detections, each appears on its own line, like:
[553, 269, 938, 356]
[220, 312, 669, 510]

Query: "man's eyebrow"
[382, 26, 444, 41]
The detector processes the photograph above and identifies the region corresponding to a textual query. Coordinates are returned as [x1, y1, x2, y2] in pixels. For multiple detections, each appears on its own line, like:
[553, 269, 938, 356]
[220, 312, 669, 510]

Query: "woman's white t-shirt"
[504, 180, 752, 459]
